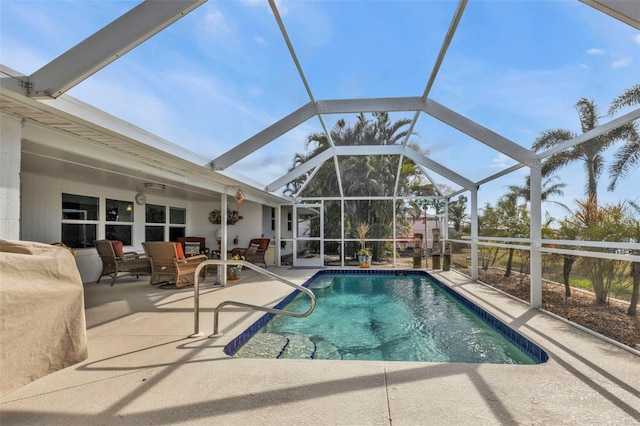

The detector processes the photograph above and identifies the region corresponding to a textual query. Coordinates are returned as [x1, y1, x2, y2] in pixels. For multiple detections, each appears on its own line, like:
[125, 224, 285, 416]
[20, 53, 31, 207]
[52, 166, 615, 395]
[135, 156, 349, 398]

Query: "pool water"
[230, 272, 547, 364]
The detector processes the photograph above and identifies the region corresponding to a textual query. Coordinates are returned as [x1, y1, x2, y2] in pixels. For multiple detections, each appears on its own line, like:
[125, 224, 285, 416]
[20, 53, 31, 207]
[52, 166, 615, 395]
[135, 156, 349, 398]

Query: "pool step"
[234, 333, 288, 358]
[307, 277, 334, 289]
[313, 338, 342, 360]
[235, 332, 343, 360]
[279, 334, 316, 359]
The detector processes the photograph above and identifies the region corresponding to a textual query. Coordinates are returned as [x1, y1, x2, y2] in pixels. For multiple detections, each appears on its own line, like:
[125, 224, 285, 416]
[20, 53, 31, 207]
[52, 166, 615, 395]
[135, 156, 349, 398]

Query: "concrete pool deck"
[1, 267, 639, 425]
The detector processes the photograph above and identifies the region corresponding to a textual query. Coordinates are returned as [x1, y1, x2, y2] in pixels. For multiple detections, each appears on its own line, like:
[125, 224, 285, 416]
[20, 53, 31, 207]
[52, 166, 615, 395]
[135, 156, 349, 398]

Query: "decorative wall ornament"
[234, 189, 245, 204]
[208, 209, 243, 225]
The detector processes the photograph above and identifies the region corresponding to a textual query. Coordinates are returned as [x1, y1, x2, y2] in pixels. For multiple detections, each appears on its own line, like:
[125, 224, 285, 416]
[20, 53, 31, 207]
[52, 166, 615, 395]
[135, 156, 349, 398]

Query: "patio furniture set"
[95, 237, 270, 287]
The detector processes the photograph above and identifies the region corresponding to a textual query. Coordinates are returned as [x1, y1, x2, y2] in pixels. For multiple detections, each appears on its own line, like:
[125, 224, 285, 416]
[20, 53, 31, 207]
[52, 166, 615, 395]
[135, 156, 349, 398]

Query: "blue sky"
[1, 0, 638, 221]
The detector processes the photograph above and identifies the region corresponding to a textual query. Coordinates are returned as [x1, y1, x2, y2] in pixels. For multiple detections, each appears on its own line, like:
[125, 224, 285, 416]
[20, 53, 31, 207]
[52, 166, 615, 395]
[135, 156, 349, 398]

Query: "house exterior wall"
[214, 200, 262, 252]
[19, 173, 265, 283]
[0, 113, 22, 240]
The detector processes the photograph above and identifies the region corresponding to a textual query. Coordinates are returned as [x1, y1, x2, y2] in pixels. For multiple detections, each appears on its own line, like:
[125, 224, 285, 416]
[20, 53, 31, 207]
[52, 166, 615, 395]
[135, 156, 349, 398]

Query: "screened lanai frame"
[208, 0, 640, 307]
[3, 0, 640, 309]
[286, 195, 448, 267]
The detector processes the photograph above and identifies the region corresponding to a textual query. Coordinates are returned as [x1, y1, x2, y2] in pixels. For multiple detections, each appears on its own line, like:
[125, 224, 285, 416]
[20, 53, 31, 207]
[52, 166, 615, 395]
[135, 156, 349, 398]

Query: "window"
[106, 225, 132, 245]
[170, 207, 185, 225]
[169, 207, 186, 241]
[145, 204, 166, 223]
[271, 208, 275, 231]
[61, 193, 98, 248]
[145, 226, 165, 241]
[287, 212, 292, 232]
[169, 227, 185, 241]
[62, 193, 98, 220]
[144, 205, 187, 241]
[106, 199, 133, 222]
[145, 204, 166, 241]
[105, 199, 133, 245]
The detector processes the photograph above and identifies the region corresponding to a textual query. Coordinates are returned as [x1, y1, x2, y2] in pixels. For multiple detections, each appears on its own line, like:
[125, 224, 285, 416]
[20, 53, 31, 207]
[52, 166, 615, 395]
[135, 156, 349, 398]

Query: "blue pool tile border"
[224, 269, 549, 364]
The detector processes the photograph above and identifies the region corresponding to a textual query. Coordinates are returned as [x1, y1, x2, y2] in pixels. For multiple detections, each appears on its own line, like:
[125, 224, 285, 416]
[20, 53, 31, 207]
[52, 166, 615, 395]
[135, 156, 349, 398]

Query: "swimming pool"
[226, 270, 548, 364]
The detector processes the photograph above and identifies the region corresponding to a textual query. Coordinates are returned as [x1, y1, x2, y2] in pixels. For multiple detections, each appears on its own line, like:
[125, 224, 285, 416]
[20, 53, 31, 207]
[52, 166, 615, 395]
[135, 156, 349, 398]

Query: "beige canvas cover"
[0, 239, 87, 396]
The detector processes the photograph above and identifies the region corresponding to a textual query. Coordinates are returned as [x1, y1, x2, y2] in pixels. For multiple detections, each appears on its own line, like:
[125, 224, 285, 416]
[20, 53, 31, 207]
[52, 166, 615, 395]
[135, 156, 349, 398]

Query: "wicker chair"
[95, 240, 151, 286]
[232, 238, 270, 269]
[142, 242, 207, 287]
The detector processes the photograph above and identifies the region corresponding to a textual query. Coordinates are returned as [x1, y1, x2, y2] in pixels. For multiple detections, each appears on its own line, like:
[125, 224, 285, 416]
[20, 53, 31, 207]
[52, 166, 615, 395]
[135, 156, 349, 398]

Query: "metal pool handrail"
[189, 259, 316, 338]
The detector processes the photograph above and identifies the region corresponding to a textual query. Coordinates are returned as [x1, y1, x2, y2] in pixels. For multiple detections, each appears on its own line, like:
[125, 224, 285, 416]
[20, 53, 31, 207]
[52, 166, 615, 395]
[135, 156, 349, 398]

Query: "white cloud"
[203, 9, 231, 35]
[586, 48, 605, 55]
[0, 38, 48, 74]
[634, 34, 640, 45]
[611, 57, 632, 69]
[491, 153, 517, 169]
[254, 35, 267, 45]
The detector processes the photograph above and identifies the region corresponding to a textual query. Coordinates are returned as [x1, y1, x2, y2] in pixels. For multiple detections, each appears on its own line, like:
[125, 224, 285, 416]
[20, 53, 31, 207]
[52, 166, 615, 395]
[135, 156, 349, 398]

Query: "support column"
[443, 200, 449, 241]
[470, 187, 478, 281]
[530, 163, 542, 308]
[392, 199, 397, 267]
[220, 193, 228, 286]
[275, 205, 282, 266]
[0, 114, 22, 240]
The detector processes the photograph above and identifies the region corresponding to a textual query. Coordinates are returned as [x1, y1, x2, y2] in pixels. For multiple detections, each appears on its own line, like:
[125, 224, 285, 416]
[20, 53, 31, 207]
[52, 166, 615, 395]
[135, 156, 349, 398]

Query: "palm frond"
[608, 83, 640, 115]
[575, 97, 600, 133]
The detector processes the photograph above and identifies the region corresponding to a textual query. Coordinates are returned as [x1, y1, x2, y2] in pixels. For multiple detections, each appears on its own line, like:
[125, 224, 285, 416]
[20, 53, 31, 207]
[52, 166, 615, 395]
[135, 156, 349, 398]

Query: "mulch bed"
[455, 267, 640, 350]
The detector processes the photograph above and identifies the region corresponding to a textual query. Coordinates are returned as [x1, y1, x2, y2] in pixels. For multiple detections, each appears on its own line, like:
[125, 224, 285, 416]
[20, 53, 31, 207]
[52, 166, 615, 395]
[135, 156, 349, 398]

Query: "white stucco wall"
[0, 113, 22, 240]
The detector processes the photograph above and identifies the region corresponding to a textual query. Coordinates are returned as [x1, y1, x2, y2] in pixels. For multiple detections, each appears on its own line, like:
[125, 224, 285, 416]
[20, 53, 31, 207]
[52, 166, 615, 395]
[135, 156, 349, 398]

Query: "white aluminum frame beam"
[318, 97, 536, 166]
[269, 0, 315, 102]
[401, 147, 474, 190]
[210, 97, 423, 172]
[210, 102, 317, 170]
[475, 163, 527, 187]
[416, 166, 448, 196]
[266, 148, 335, 192]
[264, 144, 474, 192]
[537, 108, 640, 159]
[422, 0, 468, 100]
[293, 163, 322, 200]
[210, 95, 536, 175]
[28, 0, 205, 98]
[422, 99, 537, 166]
[316, 97, 425, 113]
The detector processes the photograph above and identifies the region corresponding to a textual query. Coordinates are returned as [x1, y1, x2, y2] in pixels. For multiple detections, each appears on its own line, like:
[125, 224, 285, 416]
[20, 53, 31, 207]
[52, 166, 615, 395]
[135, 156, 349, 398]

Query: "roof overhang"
[1, 67, 291, 206]
[579, 0, 640, 29]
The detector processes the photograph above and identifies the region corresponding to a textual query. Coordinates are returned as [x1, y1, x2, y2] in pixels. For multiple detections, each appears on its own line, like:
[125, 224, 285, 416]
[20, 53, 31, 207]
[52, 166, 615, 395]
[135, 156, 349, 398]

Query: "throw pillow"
[175, 243, 185, 259]
[110, 240, 124, 257]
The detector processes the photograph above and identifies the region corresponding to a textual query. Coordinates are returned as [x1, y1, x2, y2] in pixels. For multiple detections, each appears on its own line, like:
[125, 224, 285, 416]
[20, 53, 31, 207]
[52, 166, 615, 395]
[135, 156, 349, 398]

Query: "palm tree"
[505, 175, 569, 212]
[488, 195, 530, 277]
[607, 84, 640, 191]
[532, 97, 633, 204]
[448, 195, 468, 233]
[608, 82, 640, 314]
[625, 200, 640, 316]
[284, 126, 334, 197]
[566, 197, 629, 305]
[286, 112, 420, 261]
